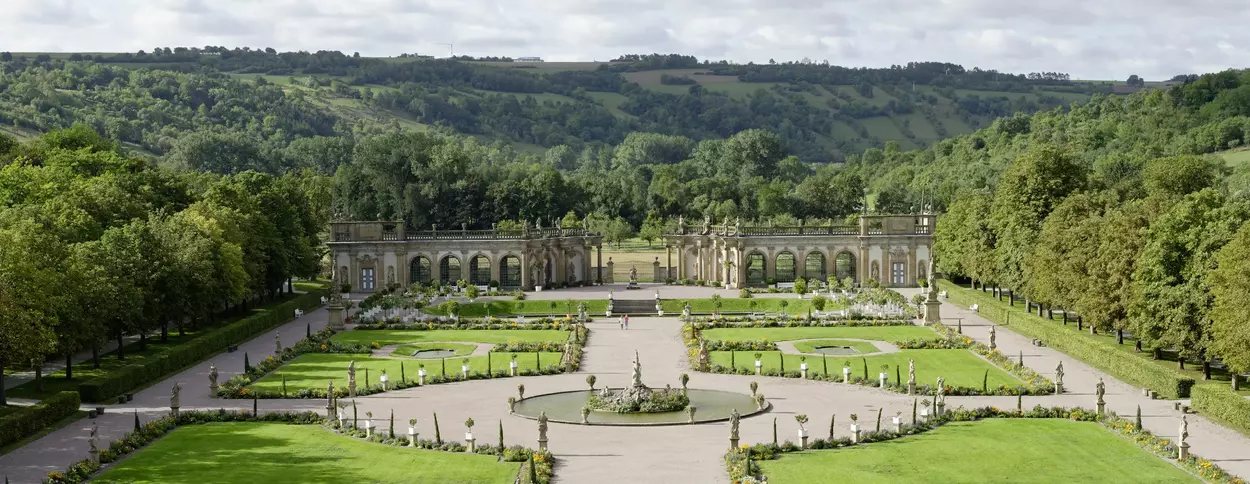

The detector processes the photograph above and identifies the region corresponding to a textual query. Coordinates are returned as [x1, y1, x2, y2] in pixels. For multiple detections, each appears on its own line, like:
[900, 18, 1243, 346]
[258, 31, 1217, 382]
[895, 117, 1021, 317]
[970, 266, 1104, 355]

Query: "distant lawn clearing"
[330, 330, 567, 346]
[709, 350, 1019, 388]
[92, 422, 521, 484]
[758, 419, 1198, 484]
[250, 353, 563, 392]
[702, 326, 937, 343]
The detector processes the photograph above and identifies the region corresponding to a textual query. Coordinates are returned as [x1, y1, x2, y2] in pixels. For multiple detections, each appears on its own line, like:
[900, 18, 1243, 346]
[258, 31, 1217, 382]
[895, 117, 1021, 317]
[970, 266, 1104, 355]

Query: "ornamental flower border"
[687, 317, 916, 327]
[217, 322, 588, 399]
[683, 322, 1054, 397]
[724, 406, 1243, 484]
[41, 410, 555, 484]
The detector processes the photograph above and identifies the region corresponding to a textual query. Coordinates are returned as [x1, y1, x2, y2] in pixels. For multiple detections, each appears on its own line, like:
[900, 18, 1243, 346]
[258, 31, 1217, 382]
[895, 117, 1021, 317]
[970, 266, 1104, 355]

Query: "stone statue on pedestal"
[730, 409, 740, 440]
[88, 422, 99, 455]
[631, 351, 644, 388]
[1056, 361, 1065, 385]
[677, 215, 685, 234]
[209, 364, 218, 390]
[171, 382, 181, 408]
[908, 359, 916, 383]
[537, 411, 549, 442]
[275, 333, 282, 354]
[701, 215, 711, 235]
[989, 325, 997, 350]
[348, 360, 357, 397]
[1095, 377, 1105, 402]
[629, 265, 638, 282]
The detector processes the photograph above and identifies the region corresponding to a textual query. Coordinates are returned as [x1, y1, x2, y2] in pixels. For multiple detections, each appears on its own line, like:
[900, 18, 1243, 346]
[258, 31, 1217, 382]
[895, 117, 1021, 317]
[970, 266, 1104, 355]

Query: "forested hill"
[0, 49, 1127, 163]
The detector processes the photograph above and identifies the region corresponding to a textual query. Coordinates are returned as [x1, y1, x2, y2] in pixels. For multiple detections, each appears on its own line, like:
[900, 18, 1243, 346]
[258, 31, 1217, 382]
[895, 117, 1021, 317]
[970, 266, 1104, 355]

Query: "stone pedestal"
[801, 435, 809, 449]
[1055, 382, 1064, 394]
[89, 449, 100, 464]
[326, 404, 335, 420]
[349, 381, 357, 398]
[466, 434, 476, 452]
[170, 406, 180, 419]
[908, 380, 916, 395]
[461, 365, 469, 379]
[850, 424, 861, 443]
[510, 362, 518, 376]
[1097, 402, 1105, 417]
[210, 383, 218, 396]
[801, 368, 808, 379]
[729, 437, 739, 450]
[538, 437, 548, 451]
[1179, 441, 1190, 460]
[843, 368, 852, 383]
[936, 403, 945, 417]
[893, 417, 903, 433]
[879, 373, 888, 388]
[328, 303, 345, 332]
[365, 421, 373, 438]
[755, 361, 762, 375]
[924, 300, 941, 326]
[408, 427, 417, 447]
[419, 369, 427, 385]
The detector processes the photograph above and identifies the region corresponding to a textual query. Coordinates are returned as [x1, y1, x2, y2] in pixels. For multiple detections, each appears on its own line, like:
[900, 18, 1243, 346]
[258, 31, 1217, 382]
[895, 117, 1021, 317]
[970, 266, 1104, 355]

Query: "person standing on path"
[619, 315, 624, 329]
[624, 314, 629, 330]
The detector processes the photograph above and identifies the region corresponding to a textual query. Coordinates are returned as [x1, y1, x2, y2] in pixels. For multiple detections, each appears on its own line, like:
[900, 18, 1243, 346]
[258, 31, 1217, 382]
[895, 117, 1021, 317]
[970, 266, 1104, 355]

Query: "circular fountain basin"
[511, 389, 768, 426]
[813, 346, 861, 355]
[411, 349, 459, 358]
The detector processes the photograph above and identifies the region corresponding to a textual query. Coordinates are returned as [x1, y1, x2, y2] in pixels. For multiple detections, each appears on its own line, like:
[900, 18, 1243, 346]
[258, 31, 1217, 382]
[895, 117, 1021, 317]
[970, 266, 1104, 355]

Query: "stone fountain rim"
[510, 388, 772, 427]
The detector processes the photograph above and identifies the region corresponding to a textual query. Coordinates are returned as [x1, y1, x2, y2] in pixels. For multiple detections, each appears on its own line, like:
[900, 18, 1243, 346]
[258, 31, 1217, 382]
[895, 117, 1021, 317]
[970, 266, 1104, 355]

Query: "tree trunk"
[1009, 292, 1015, 306]
[161, 322, 168, 342]
[1077, 318, 1083, 331]
[1062, 311, 1068, 325]
[92, 344, 100, 369]
[1178, 358, 1185, 370]
[66, 352, 73, 379]
[1201, 351, 1211, 380]
[1234, 375, 1241, 391]
[1046, 307, 1053, 319]
[1152, 347, 1161, 360]
[1116, 329, 1124, 345]
[1135, 340, 1142, 352]
[139, 331, 147, 351]
[35, 364, 43, 392]
[0, 361, 8, 406]
[117, 331, 126, 361]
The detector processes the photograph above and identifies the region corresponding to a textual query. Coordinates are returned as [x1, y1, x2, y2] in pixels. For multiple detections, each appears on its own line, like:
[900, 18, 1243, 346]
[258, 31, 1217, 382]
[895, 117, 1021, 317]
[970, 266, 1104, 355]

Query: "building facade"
[328, 221, 604, 293]
[661, 214, 936, 289]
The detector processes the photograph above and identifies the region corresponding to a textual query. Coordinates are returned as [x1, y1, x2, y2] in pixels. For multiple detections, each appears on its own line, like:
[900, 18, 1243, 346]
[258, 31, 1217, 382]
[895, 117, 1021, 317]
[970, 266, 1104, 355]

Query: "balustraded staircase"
[611, 299, 659, 316]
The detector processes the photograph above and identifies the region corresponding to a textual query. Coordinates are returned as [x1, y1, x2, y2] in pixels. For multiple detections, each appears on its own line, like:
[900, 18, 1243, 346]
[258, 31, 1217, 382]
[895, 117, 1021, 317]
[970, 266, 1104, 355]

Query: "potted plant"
[919, 399, 931, 419]
[849, 413, 859, 433]
[879, 364, 890, 387]
[749, 380, 759, 396]
[842, 361, 852, 383]
[766, 277, 777, 290]
[754, 353, 763, 373]
[795, 414, 809, 438]
[464, 417, 475, 441]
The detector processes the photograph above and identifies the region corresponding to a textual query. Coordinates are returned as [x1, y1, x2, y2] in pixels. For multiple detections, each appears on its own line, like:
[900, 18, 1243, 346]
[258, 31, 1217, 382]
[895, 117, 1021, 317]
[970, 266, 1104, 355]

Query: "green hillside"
[0, 50, 1123, 162]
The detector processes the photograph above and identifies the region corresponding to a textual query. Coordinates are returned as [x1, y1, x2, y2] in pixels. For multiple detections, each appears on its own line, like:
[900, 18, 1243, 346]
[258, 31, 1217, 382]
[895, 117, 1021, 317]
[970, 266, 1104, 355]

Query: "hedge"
[0, 391, 81, 448]
[1191, 384, 1250, 437]
[939, 280, 1196, 399]
[78, 289, 326, 403]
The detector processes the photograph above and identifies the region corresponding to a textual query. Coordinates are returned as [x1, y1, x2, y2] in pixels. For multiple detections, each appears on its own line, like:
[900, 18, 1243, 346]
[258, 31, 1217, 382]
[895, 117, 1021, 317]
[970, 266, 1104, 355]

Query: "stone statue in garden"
[171, 382, 181, 408]
[989, 325, 997, 350]
[677, 215, 685, 234]
[631, 351, 644, 388]
[1056, 361, 1065, 385]
[538, 411, 549, 440]
[702, 215, 711, 235]
[697, 339, 711, 371]
[730, 409, 740, 440]
[348, 360, 356, 381]
[275, 333, 282, 354]
[630, 265, 638, 282]
[209, 364, 218, 389]
[935, 377, 945, 404]
[1095, 377, 1105, 401]
[1180, 415, 1189, 442]
[327, 380, 335, 400]
[908, 359, 916, 382]
[89, 422, 99, 454]
[536, 217, 543, 230]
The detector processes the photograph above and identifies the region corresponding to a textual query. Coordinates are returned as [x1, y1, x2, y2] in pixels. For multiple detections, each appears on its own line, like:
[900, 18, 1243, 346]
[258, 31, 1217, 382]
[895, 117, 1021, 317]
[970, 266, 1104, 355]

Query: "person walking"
[624, 314, 630, 330]
[619, 315, 624, 329]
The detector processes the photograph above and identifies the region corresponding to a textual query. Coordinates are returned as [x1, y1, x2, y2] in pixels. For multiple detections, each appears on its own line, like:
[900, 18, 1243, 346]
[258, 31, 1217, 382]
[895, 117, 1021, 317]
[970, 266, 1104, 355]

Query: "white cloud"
[0, 0, 1247, 79]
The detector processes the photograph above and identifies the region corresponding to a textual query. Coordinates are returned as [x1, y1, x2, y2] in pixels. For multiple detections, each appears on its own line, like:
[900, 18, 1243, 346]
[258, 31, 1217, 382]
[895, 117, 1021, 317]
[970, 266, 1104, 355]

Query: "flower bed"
[686, 318, 916, 328]
[42, 410, 555, 484]
[354, 317, 574, 331]
[726, 406, 1241, 484]
[492, 341, 564, 353]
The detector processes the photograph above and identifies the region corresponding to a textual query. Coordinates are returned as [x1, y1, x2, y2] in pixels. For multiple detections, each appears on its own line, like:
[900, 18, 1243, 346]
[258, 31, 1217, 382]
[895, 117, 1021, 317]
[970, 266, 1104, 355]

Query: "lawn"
[92, 422, 521, 484]
[709, 349, 1020, 388]
[330, 330, 568, 347]
[390, 342, 478, 358]
[791, 340, 881, 355]
[250, 353, 563, 392]
[758, 419, 1197, 484]
[701, 326, 938, 343]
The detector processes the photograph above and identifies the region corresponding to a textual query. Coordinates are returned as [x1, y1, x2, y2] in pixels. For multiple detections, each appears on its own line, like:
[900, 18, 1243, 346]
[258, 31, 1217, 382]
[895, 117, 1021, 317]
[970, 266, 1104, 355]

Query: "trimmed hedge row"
[1191, 384, 1250, 436]
[78, 289, 327, 403]
[939, 281, 1196, 398]
[0, 391, 81, 448]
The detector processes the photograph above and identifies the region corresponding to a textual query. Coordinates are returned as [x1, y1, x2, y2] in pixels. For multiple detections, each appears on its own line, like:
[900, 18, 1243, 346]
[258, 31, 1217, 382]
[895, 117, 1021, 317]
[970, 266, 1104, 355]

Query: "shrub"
[811, 295, 828, 311]
[939, 281, 1195, 398]
[739, 289, 752, 299]
[0, 391, 80, 447]
[79, 289, 327, 402]
[1191, 384, 1250, 436]
[793, 279, 807, 295]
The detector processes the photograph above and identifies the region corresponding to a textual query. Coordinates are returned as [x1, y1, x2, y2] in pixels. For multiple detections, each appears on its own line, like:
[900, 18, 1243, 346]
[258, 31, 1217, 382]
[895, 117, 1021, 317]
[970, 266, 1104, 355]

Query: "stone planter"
[408, 427, 417, 447]
[879, 372, 888, 387]
[461, 365, 470, 378]
[418, 369, 427, 385]
[800, 363, 808, 379]
[850, 423, 861, 443]
[797, 428, 809, 448]
[892, 416, 902, 432]
[755, 360, 763, 375]
[843, 367, 852, 383]
[510, 361, 518, 376]
[919, 408, 930, 420]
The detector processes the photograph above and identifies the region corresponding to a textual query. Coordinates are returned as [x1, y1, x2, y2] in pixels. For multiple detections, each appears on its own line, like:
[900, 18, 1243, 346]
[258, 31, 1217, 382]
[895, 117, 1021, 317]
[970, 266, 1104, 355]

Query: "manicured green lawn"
[93, 422, 521, 484]
[710, 350, 1020, 388]
[250, 353, 563, 392]
[331, 330, 567, 346]
[791, 339, 881, 355]
[702, 326, 938, 343]
[758, 419, 1198, 483]
[390, 342, 478, 358]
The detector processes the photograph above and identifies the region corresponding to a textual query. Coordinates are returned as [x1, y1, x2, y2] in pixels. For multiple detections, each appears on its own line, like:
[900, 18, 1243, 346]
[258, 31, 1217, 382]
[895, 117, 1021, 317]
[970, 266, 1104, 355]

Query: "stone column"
[666, 245, 673, 280]
[520, 251, 532, 290]
[696, 241, 704, 280]
[907, 241, 918, 286]
[796, 248, 807, 280]
[677, 243, 686, 280]
[596, 244, 604, 284]
[431, 253, 442, 286]
[490, 253, 502, 283]
[858, 243, 869, 285]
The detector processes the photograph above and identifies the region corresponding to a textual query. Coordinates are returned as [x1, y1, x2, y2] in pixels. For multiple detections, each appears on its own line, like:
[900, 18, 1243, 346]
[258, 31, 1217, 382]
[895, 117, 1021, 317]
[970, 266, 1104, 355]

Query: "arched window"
[805, 251, 827, 282]
[469, 255, 491, 286]
[746, 252, 766, 285]
[835, 252, 856, 283]
[409, 256, 431, 285]
[775, 251, 796, 283]
[440, 256, 461, 284]
[500, 255, 522, 288]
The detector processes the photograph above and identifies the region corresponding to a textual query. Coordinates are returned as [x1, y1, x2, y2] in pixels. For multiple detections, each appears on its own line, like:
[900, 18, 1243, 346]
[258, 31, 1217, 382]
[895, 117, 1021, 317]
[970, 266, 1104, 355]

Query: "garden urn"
[843, 367, 852, 383]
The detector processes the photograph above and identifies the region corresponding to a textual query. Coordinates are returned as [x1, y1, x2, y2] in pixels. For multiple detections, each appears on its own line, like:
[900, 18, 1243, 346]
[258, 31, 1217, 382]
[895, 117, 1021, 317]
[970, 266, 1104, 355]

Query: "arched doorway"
[775, 251, 796, 283]
[835, 251, 856, 283]
[745, 252, 766, 286]
[440, 255, 461, 285]
[409, 256, 431, 285]
[805, 251, 826, 282]
[469, 255, 491, 286]
[500, 255, 522, 289]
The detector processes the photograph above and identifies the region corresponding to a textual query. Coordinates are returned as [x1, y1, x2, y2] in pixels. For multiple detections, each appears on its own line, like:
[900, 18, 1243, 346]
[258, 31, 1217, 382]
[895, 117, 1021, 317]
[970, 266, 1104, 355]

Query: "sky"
[3, 0, 1249, 80]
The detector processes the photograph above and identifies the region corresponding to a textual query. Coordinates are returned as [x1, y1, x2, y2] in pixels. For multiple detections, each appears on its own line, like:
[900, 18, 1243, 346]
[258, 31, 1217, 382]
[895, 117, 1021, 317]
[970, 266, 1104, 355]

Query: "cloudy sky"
[3, 0, 1248, 80]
